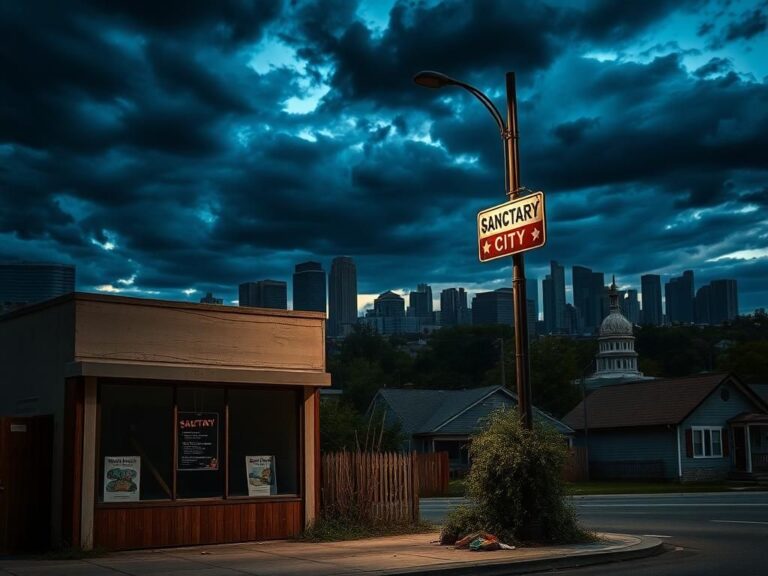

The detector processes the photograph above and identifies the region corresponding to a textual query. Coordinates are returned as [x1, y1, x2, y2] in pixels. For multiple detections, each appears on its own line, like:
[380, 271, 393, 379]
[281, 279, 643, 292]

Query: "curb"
[376, 535, 665, 576]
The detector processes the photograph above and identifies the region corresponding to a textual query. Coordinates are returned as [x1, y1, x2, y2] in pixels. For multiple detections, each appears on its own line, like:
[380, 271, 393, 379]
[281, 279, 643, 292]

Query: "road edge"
[378, 534, 665, 576]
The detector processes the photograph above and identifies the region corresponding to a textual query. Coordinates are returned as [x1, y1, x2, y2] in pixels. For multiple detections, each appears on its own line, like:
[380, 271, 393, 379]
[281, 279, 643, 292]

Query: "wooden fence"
[563, 446, 588, 482]
[414, 451, 450, 496]
[321, 451, 419, 523]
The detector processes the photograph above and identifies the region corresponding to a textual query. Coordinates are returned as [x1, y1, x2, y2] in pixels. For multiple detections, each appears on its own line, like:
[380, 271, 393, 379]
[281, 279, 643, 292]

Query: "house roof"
[373, 385, 573, 436]
[749, 383, 768, 404]
[563, 373, 766, 431]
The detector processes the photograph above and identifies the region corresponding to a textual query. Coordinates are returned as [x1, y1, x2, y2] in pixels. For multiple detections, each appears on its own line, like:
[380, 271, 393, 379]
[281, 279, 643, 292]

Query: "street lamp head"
[413, 70, 456, 89]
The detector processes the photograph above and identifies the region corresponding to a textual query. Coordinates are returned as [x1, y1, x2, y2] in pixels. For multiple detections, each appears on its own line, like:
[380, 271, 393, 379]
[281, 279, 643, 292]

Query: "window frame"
[692, 426, 723, 458]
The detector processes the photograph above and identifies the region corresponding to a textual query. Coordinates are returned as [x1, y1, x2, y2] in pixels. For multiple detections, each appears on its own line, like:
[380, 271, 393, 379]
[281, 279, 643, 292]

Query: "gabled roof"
[749, 383, 768, 404]
[563, 373, 767, 431]
[372, 385, 573, 436]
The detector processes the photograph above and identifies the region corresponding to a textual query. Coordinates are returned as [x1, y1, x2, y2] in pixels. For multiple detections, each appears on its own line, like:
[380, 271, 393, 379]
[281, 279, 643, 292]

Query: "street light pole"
[414, 70, 532, 429]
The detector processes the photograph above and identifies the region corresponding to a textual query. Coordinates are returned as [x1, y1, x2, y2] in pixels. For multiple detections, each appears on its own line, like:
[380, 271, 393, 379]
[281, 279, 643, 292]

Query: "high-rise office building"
[623, 289, 640, 325]
[0, 262, 75, 313]
[408, 284, 432, 318]
[374, 290, 405, 317]
[293, 261, 326, 313]
[572, 265, 604, 333]
[239, 280, 287, 309]
[665, 270, 694, 324]
[526, 278, 539, 322]
[543, 261, 566, 333]
[640, 274, 662, 325]
[707, 279, 738, 324]
[440, 287, 468, 326]
[472, 288, 514, 326]
[328, 256, 358, 338]
[695, 285, 711, 324]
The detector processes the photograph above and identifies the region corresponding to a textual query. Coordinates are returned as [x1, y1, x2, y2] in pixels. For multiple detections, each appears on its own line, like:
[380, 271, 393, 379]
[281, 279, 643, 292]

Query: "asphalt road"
[420, 492, 768, 576]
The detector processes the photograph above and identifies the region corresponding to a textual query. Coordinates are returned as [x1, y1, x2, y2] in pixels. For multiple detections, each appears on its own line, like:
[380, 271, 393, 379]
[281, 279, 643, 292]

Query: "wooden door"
[0, 415, 53, 553]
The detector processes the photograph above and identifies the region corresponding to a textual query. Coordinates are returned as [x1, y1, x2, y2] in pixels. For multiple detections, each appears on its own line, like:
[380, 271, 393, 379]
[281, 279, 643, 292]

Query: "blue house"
[563, 373, 768, 482]
[368, 385, 573, 472]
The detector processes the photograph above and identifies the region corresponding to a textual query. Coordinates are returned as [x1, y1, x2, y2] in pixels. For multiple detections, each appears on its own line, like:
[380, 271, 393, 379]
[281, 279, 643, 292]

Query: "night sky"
[2, 0, 767, 314]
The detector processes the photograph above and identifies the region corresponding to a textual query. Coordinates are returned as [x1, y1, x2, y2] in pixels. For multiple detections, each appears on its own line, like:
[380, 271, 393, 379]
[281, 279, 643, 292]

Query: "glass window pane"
[693, 429, 703, 456]
[704, 429, 711, 456]
[99, 384, 173, 501]
[176, 387, 226, 499]
[712, 430, 722, 456]
[228, 389, 299, 496]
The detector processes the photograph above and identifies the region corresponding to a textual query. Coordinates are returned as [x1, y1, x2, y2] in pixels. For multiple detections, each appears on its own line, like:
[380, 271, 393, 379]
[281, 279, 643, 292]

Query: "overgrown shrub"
[442, 408, 590, 544]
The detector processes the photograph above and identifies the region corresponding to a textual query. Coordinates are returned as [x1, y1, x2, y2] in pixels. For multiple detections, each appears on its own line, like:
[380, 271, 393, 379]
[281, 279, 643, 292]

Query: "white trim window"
[692, 426, 723, 458]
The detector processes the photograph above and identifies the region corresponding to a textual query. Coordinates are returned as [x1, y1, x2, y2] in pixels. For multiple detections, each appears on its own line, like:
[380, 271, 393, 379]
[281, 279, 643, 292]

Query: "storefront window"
[99, 384, 173, 502]
[176, 387, 226, 499]
[228, 389, 299, 496]
[98, 382, 301, 503]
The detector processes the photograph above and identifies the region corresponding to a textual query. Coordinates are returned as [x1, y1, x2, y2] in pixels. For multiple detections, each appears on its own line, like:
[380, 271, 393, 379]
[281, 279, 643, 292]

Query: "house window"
[692, 426, 723, 458]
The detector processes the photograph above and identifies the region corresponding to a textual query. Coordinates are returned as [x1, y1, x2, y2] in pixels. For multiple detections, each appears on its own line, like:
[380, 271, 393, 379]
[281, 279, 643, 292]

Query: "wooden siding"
[579, 427, 678, 480]
[74, 297, 326, 373]
[679, 381, 757, 481]
[93, 500, 302, 550]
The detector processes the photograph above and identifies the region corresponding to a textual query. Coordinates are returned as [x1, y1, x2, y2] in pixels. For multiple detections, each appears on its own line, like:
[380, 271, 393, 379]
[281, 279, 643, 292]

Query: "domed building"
[584, 277, 653, 390]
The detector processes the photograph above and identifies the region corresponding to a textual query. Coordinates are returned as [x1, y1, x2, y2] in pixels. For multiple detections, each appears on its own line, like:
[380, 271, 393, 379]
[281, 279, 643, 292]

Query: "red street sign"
[477, 191, 546, 262]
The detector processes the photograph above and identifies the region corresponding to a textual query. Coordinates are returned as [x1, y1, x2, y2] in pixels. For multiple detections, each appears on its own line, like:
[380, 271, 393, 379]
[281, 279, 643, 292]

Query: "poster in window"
[246, 455, 276, 496]
[177, 412, 219, 471]
[104, 456, 141, 502]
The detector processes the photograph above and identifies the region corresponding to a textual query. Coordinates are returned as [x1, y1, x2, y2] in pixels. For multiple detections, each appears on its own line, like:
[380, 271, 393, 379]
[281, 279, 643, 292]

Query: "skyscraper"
[328, 256, 357, 338]
[525, 278, 539, 321]
[640, 274, 662, 325]
[0, 261, 75, 313]
[293, 261, 326, 313]
[623, 289, 640, 325]
[543, 261, 566, 333]
[440, 287, 468, 326]
[472, 288, 514, 326]
[695, 285, 711, 324]
[572, 265, 603, 333]
[665, 270, 694, 324]
[708, 279, 738, 324]
[408, 284, 432, 318]
[239, 280, 287, 309]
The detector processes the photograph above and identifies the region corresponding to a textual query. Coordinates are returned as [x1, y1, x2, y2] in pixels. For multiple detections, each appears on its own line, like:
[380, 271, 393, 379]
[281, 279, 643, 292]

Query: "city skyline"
[2, 1, 767, 315]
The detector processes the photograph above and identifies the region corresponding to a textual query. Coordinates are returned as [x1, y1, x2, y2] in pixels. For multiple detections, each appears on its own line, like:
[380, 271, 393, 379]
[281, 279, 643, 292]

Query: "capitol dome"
[590, 276, 645, 382]
[599, 309, 633, 336]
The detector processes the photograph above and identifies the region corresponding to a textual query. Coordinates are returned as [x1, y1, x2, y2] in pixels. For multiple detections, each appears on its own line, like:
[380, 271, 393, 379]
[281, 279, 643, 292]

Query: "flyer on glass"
[104, 456, 141, 502]
[245, 455, 276, 496]
[177, 411, 219, 471]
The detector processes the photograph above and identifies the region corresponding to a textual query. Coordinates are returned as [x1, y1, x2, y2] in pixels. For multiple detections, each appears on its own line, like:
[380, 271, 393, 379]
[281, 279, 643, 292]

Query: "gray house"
[563, 373, 768, 482]
[368, 385, 573, 472]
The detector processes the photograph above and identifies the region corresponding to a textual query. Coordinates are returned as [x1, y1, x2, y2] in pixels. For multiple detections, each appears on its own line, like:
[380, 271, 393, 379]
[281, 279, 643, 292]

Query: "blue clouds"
[1, 0, 766, 312]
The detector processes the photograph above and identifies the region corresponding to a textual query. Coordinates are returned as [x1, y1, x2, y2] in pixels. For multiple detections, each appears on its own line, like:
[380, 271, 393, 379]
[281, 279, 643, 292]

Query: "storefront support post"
[303, 388, 319, 527]
[80, 376, 97, 550]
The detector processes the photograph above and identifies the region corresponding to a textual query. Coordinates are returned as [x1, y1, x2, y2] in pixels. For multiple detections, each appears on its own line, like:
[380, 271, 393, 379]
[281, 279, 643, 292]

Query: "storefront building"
[0, 293, 329, 550]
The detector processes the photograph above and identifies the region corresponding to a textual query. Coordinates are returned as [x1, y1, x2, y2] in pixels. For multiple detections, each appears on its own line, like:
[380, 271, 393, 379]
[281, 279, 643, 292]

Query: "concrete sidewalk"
[0, 532, 663, 576]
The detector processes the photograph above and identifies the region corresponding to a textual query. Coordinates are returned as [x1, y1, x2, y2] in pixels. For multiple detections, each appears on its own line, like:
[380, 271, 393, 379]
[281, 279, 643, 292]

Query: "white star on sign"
[483, 241, 491, 254]
[532, 228, 541, 241]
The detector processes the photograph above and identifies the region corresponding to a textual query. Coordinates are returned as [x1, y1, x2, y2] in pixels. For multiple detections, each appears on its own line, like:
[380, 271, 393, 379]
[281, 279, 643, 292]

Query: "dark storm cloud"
[579, 0, 705, 42]
[1, 0, 766, 312]
[724, 6, 768, 42]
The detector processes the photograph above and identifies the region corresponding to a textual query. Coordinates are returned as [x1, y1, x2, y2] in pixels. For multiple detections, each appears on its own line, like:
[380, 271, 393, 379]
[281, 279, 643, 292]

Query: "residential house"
[368, 385, 573, 472]
[563, 373, 768, 482]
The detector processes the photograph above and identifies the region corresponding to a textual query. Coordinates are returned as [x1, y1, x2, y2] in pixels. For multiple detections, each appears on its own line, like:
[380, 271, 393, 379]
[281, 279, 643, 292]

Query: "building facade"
[665, 270, 695, 324]
[472, 288, 513, 326]
[328, 256, 357, 338]
[640, 274, 662, 326]
[239, 280, 287, 310]
[292, 261, 326, 313]
[0, 262, 75, 313]
[0, 293, 329, 550]
[440, 287, 468, 327]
